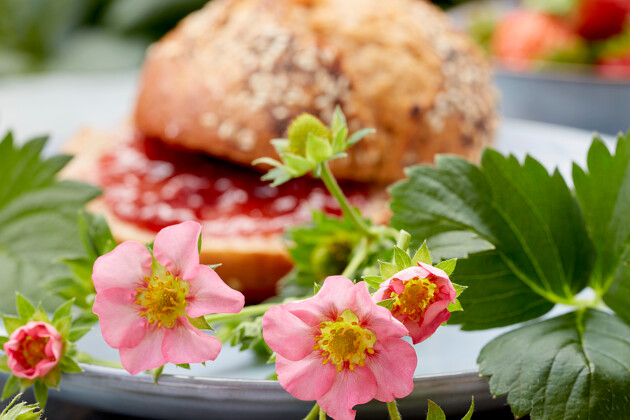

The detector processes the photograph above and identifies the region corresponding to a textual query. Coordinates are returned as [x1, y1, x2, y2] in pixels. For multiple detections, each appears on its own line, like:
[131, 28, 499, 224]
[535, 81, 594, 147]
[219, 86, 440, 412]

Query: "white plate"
[0, 71, 608, 419]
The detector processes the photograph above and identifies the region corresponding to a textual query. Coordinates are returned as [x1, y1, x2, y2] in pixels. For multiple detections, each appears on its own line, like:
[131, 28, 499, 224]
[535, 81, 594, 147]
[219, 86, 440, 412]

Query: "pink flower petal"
[162, 317, 221, 365]
[262, 306, 317, 361]
[352, 283, 408, 341]
[411, 308, 451, 344]
[93, 288, 147, 349]
[153, 221, 201, 280]
[276, 353, 336, 401]
[119, 326, 166, 375]
[186, 265, 244, 318]
[92, 241, 152, 293]
[367, 338, 417, 402]
[290, 276, 355, 323]
[391, 266, 431, 283]
[418, 262, 450, 280]
[32, 359, 58, 379]
[317, 367, 377, 420]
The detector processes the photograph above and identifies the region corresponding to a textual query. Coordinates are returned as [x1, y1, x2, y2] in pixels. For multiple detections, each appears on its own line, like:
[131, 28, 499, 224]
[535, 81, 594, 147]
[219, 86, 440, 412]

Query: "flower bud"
[287, 113, 331, 157]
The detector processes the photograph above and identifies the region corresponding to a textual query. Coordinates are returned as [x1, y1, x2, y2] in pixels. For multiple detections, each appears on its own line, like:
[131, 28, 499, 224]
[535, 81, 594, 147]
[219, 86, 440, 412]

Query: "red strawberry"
[573, 0, 630, 40]
[492, 10, 581, 71]
[597, 51, 630, 78]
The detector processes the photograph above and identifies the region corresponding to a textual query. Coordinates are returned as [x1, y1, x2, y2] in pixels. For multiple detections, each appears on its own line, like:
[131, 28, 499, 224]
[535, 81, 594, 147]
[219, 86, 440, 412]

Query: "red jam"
[98, 135, 370, 236]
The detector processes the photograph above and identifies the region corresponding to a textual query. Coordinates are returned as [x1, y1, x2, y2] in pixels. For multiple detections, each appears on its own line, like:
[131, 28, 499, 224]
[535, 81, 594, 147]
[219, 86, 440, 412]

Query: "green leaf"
[362, 275, 383, 290]
[572, 133, 630, 310]
[379, 261, 400, 280]
[426, 231, 494, 262]
[411, 241, 431, 266]
[76, 210, 116, 260]
[188, 315, 213, 331]
[346, 128, 375, 146]
[479, 309, 630, 419]
[435, 259, 457, 276]
[68, 326, 91, 342]
[1, 393, 41, 419]
[393, 247, 412, 270]
[461, 397, 474, 420]
[0, 133, 100, 313]
[14, 294, 35, 321]
[426, 400, 446, 420]
[377, 298, 395, 310]
[446, 299, 462, 312]
[33, 381, 47, 410]
[391, 150, 594, 328]
[2, 316, 24, 335]
[51, 299, 74, 324]
[602, 248, 630, 323]
[2, 375, 19, 400]
[60, 356, 83, 373]
[305, 133, 332, 164]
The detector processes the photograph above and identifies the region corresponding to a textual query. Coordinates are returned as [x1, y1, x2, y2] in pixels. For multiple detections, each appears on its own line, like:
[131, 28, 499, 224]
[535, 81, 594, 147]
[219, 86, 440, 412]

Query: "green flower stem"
[341, 238, 368, 278]
[74, 352, 123, 369]
[204, 302, 276, 324]
[320, 162, 375, 237]
[303, 403, 320, 420]
[387, 400, 402, 420]
[319, 406, 327, 420]
[395, 230, 411, 252]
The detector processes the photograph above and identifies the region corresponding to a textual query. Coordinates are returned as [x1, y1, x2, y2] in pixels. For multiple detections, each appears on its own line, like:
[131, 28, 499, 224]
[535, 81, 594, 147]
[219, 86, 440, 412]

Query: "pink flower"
[262, 276, 417, 420]
[4, 321, 63, 380]
[92, 221, 245, 375]
[373, 263, 457, 344]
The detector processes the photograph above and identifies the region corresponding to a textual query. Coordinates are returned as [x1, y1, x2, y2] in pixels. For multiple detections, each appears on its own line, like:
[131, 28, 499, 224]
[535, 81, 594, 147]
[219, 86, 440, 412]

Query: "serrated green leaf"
[435, 259, 457, 276]
[2, 375, 19, 400]
[479, 309, 630, 419]
[305, 133, 332, 164]
[346, 128, 375, 146]
[603, 248, 630, 323]
[362, 276, 383, 289]
[379, 261, 400, 280]
[14, 294, 35, 322]
[188, 315, 213, 331]
[393, 247, 412, 269]
[411, 241, 432, 265]
[451, 282, 467, 297]
[391, 150, 594, 328]
[446, 299, 462, 312]
[68, 326, 91, 342]
[377, 298, 395, 310]
[32, 382, 47, 410]
[461, 397, 474, 420]
[51, 299, 74, 324]
[77, 210, 116, 259]
[426, 231, 494, 261]
[2, 316, 24, 335]
[0, 134, 100, 313]
[426, 400, 446, 420]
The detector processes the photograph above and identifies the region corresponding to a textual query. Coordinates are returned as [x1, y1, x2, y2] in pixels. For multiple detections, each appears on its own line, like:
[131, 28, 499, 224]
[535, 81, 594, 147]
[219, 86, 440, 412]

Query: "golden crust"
[134, 0, 498, 184]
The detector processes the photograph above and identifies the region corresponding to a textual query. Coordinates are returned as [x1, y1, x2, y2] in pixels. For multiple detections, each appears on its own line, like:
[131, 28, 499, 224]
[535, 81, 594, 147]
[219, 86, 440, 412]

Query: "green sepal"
[452, 283, 467, 298]
[14, 294, 35, 322]
[394, 247, 412, 270]
[305, 133, 332, 164]
[2, 316, 24, 335]
[461, 397, 474, 420]
[251, 157, 284, 168]
[379, 261, 400, 280]
[30, 305, 49, 323]
[426, 400, 446, 420]
[2, 375, 19, 400]
[411, 241, 432, 265]
[281, 153, 314, 175]
[53, 315, 72, 338]
[331, 106, 347, 137]
[377, 298, 395, 310]
[346, 128, 375, 146]
[59, 355, 82, 374]
[51, 299, 74, 325]
[362, 276, 383, 290]
[17, 379, 34, 393]
[176, 363, 190, 370]
[0, 355, 9, 372]
[261, 167, 293, 187]
[1, 392, 42, 419]
[149, 365, 164, 385]
[68, 326, 92, 342]
[332, 126, 348, 154]
[33, 381, 47, 410]
[447, 299, 463, 312]
[0, 337, 7, 347]
[313, 282, 322, 295]
[188, 315, 214, 331]
[207, 263, 222, 270]
[435, 259, 457, 276]
[41, 365, 62, 388]
[267, 352, 277, 364]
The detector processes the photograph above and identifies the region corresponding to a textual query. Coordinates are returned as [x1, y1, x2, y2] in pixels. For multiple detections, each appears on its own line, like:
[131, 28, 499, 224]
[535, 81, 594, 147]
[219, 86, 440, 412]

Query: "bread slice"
[62, 127, 389, 301]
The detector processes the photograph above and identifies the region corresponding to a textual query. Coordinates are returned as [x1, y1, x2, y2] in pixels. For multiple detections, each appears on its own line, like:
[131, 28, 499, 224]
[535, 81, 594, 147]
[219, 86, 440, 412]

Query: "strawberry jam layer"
[98, 135, 370, 236]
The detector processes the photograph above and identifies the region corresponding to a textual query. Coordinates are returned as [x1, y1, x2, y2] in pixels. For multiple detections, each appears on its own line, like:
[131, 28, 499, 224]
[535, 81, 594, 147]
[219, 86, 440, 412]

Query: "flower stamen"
[391, 276, 439, 321]
[135, 265, 189, 328]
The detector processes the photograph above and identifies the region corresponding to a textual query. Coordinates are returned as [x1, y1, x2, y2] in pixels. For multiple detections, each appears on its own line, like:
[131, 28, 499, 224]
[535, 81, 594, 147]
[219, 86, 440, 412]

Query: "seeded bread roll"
[135, 0, 498, 184]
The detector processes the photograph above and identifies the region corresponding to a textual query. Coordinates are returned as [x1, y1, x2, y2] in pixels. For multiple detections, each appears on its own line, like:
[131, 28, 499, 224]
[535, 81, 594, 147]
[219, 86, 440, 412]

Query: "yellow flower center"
[135, 264, 189, 328]
[391, 277, 439, 322]
[313, 309, 376, 372]
[17, 336, 50, 367]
